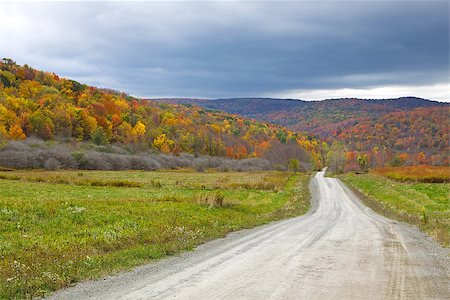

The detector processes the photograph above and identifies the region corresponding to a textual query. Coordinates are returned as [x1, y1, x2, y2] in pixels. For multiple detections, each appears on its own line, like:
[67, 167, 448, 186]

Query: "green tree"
[91, 127, 109, 145]
[29, 110, 54, 140]
[326, 141, 346, 174]
[0, 70, 16, 87]
[357, 153, 368, 172]
[276, 130, 287, 143]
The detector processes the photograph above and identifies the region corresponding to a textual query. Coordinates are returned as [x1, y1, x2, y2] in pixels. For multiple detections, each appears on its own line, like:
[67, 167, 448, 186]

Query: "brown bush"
[197, 191, 225, 207]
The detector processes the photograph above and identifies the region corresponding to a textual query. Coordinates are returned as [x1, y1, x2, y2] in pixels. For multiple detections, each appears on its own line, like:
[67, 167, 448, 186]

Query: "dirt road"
[49, 171, 449, 299]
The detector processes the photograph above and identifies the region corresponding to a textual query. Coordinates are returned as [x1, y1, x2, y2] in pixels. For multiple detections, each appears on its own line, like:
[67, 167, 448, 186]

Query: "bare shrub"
[217, 163, 230, 172]
[238, 158, 271, 171]
[83, 152, 112, 170]
[131, 156, 161, 170]
[105, 154, 130, 170]
[0, 138, 278, 172]
[263, 142, 311, 171]
[156, 154, 180, 169]
[23, 137, 46, 147]
[0, 149, 34, 169]
[195, 165, 205, 172]
[3, 141, 29, 152]
[44, 158, 61, 171]
[50, 146, 77, 169]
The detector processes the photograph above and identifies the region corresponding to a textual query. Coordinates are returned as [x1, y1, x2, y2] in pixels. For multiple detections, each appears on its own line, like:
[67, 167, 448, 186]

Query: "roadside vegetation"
[0, 169, 310, 298]
[341, 166, 449, 247]
[372, 166, 450, 183]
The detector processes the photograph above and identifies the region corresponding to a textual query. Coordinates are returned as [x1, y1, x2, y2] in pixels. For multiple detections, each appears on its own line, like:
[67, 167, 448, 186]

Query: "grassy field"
[0, 169, 310, 299]
[341, 172, 449, 247]
[373, 166, 450, 183]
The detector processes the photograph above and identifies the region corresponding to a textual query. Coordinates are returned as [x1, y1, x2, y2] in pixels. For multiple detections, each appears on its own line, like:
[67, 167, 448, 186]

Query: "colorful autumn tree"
[28, 110, 54, 140]
[131, 121, 146, 143]
[117, 121, 133, 144]
[153, 133, 174, 154]
[417, 152, 428, 165]
[8, 124, 26, 140]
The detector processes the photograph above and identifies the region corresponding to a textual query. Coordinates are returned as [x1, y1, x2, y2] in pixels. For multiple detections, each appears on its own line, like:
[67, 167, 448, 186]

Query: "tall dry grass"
[373, 166, 450, 183]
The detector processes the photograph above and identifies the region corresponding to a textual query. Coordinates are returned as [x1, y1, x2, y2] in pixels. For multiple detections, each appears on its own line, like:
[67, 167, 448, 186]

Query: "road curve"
[50, 171, 449, 300]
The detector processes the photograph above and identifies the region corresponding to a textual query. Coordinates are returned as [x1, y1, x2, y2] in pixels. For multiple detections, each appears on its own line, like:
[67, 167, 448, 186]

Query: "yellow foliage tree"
[131, 121, 146, 143]
[8, 124, 26, 140]
[161, 111, 177, 125]
[209, 123, 222, 134]
[82, 114, 98, 139]
[114, 98, 130, 111]
[153, 133, 174, 154]
[0, 125, 8, 138]
[0, 125, 7, 148]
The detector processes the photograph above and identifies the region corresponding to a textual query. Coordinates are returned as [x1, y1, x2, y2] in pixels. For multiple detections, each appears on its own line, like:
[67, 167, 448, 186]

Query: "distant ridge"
[154, 97, 449, 165]
[151, 96, 446, 113]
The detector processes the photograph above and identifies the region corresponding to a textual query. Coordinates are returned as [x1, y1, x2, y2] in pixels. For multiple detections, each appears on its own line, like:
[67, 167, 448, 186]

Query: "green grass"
[341, 172, 449, 247]
[0, 170, 310, 299]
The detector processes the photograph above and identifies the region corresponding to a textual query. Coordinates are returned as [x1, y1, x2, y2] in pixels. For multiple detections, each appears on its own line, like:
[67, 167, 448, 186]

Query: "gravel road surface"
[49, 171, 449, 299]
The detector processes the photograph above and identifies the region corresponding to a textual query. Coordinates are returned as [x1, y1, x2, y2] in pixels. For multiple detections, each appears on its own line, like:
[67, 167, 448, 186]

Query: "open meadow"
[0, 169, 310, 298]
[341, 166, 450, 247]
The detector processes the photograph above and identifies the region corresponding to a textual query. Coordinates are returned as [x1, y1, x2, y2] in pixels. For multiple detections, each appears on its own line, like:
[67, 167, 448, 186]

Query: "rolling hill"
[0, 59, 324, 170]
[1, 58, 446, 169]
[154, 97, 449, 166]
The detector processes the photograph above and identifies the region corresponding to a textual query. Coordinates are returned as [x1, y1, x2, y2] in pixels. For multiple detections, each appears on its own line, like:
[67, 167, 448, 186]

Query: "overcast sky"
[0, 1, 448, 101]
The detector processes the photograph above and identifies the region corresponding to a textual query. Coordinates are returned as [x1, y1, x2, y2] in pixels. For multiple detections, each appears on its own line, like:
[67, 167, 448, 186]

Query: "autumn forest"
[0, 58, 448, 173]
[0, 59, 325, 171]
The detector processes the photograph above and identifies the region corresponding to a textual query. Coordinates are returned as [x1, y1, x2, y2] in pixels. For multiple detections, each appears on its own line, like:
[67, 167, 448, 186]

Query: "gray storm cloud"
[0, 1, 448, 99]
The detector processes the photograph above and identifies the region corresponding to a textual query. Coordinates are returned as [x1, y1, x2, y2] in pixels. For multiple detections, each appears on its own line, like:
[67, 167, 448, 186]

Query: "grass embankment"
[0, 170, 310, 299]
[341, 168, 449, 247]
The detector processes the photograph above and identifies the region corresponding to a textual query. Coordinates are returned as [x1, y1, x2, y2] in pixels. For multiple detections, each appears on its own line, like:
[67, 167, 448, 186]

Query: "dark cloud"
[0, 1, 448, 99]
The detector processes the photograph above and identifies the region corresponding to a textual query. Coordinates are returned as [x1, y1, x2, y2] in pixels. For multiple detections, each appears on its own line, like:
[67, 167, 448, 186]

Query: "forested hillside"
[156, 97, 449, 167]
[337, 107, 448, 166]
[1, 58, 446, 171]
[0, 59, 324, 170]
